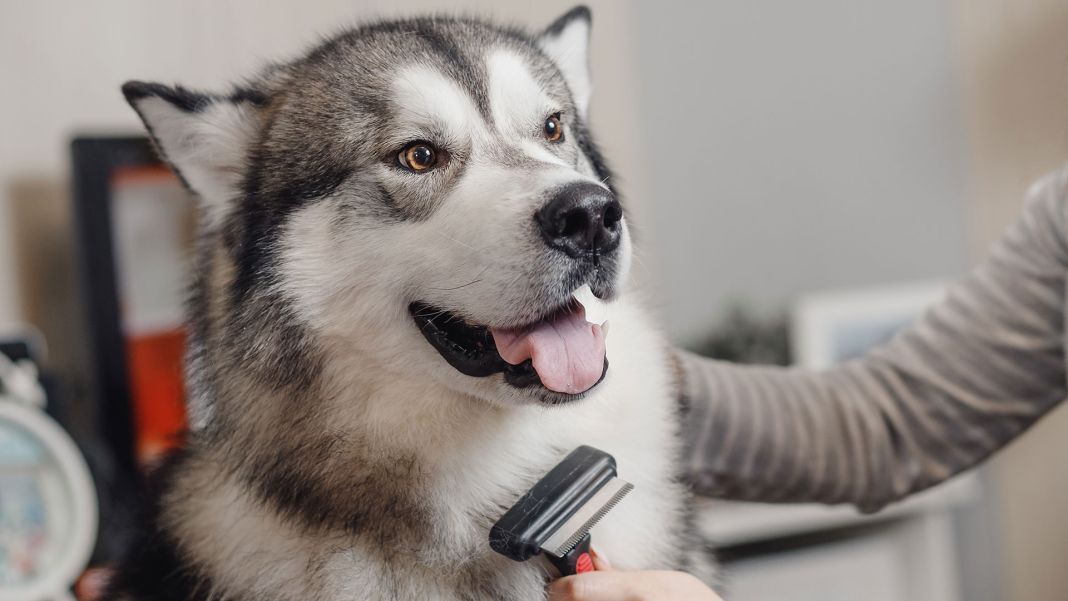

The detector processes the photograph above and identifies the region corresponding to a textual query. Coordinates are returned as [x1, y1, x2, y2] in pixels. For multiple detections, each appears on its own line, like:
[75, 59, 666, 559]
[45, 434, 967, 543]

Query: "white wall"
[631, 0, 971, 344]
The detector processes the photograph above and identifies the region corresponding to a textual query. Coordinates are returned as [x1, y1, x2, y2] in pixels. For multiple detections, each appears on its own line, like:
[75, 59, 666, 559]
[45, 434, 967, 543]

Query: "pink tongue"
[490, 306, 606, 394]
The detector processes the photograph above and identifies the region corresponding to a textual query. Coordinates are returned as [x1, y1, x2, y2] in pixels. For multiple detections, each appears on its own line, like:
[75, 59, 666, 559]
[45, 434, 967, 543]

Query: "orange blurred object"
[126, 328, 187, 465]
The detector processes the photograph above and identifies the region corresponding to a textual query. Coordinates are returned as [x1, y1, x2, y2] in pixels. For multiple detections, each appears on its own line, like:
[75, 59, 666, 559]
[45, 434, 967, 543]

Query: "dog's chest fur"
[111, 300, 695, 601]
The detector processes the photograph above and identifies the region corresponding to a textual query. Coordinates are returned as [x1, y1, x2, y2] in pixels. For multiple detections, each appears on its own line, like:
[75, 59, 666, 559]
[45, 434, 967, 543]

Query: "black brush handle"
[490, 446, 617, 562]
[547, 532, 594, 577]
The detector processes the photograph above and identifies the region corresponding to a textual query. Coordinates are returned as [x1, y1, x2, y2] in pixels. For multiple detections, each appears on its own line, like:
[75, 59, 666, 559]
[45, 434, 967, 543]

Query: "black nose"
[537, 183, 623, 259]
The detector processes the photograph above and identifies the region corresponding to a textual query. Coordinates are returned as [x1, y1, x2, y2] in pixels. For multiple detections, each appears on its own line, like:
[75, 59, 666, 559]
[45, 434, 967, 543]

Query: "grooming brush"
[489, 446, 633, 576]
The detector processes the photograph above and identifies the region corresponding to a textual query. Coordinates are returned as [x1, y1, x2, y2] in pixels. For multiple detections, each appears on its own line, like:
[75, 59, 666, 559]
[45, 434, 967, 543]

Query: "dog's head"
[124, 7, 629, 408]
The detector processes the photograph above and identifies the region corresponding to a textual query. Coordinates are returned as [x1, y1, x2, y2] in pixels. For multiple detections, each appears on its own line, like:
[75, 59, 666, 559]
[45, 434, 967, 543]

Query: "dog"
[108, 6, 713, 600]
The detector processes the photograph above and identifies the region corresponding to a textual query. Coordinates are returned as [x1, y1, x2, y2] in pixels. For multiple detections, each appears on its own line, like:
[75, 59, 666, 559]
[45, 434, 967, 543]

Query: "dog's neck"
[171, 351, 569, 600]
[193, 336, 566, 530]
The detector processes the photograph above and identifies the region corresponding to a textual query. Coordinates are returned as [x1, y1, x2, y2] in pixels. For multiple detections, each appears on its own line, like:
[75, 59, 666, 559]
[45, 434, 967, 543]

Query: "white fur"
[487, 52, 553, 134]
[537, 17, 593, 118]
[487, 50, 572, 168]
[131, 97, 256, 230]
[391, 65, 482, 148]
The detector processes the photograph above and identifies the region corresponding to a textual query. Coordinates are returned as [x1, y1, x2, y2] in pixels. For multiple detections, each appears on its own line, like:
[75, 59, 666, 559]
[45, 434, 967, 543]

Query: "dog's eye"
[399, 142, 438, 172]
[544, 114, 563, 143]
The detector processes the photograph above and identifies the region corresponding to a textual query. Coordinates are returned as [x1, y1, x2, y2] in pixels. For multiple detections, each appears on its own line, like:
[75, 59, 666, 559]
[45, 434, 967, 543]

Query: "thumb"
[588, 545, 613, 571]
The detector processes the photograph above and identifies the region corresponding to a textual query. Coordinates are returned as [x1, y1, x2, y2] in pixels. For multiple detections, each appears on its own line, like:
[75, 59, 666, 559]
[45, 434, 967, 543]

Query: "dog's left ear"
[538, 6, 593, 118]
[122, 81, 263, 229]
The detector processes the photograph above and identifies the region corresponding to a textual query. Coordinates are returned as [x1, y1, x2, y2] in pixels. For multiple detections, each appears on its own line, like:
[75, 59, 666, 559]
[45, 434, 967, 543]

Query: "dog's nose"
[537, 183, 623, 259]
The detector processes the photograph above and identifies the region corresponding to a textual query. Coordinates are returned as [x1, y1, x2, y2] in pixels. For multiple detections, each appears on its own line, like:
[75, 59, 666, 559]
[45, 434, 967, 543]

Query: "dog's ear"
[122, 81, 262, 228]
[538, 6, 593, 119]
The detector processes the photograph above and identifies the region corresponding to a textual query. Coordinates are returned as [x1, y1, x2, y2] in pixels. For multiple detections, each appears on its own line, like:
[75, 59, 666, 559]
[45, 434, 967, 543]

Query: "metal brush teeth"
[551, 482, 634, 557]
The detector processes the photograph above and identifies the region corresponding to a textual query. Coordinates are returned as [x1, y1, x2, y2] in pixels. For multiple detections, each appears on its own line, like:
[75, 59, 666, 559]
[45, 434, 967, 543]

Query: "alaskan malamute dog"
[109, 6, 711, 600]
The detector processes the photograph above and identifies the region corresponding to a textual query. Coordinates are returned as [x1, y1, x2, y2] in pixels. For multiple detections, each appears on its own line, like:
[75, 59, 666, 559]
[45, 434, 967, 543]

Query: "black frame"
[70, 136, 161, 484]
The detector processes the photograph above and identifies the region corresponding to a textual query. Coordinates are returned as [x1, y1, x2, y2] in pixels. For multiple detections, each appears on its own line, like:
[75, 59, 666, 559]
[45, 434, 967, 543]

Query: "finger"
[547, 571, 636, 601]
[587, 545, 613, 571]
[75, 568, 114, 601]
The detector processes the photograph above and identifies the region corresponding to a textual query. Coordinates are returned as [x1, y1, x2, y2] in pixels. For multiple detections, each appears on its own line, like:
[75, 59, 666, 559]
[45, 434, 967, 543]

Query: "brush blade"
[542, 477, 634, 557]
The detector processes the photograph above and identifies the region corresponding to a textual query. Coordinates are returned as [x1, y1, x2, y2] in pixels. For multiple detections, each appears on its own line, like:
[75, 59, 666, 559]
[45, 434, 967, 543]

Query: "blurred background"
[0, 1, 1066, 600]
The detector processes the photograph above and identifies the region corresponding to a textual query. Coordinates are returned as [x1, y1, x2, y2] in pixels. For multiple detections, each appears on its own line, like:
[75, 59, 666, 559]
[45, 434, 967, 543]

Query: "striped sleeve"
[677, 165, 1068, 511]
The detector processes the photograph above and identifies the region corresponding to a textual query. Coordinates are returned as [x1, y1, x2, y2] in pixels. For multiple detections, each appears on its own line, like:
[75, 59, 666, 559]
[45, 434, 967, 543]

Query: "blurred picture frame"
[70, 137, 192, 484]
[791, 280, 948, 368]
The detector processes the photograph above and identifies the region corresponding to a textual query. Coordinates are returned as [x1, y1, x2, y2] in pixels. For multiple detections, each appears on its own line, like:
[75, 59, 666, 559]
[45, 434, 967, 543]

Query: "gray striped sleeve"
[678, 165, 1068, 512]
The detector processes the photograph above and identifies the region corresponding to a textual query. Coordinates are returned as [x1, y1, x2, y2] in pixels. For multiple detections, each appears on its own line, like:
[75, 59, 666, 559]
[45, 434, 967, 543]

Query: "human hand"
[547, 549, 724, 601]
[75, 567, 114, 601]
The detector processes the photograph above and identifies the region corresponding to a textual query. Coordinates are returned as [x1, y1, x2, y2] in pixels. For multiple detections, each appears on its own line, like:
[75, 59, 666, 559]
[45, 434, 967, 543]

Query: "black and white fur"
[108, 7, 712, 600]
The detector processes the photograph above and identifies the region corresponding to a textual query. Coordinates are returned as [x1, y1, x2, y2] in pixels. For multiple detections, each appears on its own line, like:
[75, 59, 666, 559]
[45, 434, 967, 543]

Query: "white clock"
[0, 354, 97, 601]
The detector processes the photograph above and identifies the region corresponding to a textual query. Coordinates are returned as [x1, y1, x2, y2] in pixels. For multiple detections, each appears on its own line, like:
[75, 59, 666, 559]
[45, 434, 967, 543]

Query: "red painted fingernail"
[576, 552, 594, 573]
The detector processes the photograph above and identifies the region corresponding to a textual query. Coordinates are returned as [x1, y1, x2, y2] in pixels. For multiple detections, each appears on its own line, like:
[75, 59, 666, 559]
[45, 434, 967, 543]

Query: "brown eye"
[399, 142, 438, 172]
[544, 113, 563, 143]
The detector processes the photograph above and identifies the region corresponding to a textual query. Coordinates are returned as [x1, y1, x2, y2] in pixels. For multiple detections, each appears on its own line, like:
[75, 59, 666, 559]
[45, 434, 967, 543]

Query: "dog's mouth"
[410, 286, 609, 400]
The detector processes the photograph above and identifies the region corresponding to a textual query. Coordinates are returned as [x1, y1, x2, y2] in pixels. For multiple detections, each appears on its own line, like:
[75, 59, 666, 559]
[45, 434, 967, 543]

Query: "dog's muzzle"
[410, 182, 623, 403]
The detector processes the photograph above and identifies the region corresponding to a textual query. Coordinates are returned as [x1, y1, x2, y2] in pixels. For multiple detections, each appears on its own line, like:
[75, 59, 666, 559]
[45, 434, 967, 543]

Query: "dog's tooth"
[573, 284, 608, 325]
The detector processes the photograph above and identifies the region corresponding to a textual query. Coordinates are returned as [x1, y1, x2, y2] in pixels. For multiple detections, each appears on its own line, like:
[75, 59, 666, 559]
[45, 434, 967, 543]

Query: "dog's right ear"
[122, 81, 262, 228]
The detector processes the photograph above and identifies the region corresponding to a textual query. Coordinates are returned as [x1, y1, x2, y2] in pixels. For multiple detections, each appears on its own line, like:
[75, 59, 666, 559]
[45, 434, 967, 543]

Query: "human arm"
[678, 166, 1068, 511]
